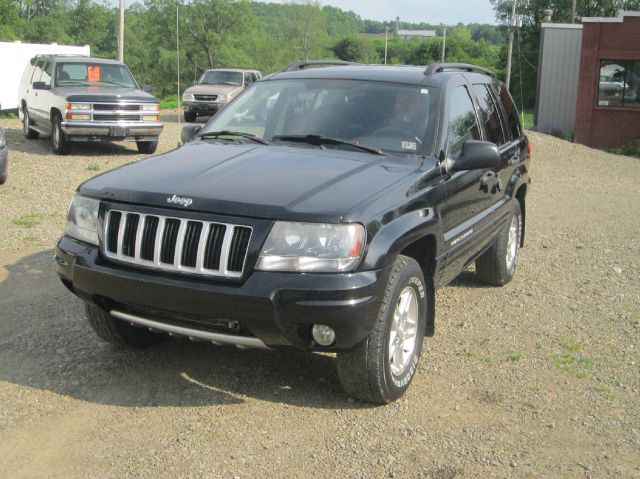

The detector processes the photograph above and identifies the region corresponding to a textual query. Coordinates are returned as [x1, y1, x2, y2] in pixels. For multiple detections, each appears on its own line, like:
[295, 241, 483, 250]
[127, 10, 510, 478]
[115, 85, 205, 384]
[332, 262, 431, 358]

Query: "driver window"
[447, 86, 481, 157]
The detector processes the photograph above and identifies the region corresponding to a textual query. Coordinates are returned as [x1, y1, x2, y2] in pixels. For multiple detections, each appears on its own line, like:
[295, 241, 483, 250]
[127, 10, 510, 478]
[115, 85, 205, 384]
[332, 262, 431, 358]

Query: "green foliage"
[159, 95, 179, 109]
[606, 139, 640, 158]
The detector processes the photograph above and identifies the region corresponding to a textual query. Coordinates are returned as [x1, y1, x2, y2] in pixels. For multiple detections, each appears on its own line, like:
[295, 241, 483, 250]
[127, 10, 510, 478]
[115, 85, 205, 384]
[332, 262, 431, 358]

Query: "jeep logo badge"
[167, 194, 193, 207]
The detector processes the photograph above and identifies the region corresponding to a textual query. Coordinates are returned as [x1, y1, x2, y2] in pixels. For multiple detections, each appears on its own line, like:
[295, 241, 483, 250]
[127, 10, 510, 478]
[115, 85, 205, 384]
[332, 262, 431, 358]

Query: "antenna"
[176, 4, 182, 146]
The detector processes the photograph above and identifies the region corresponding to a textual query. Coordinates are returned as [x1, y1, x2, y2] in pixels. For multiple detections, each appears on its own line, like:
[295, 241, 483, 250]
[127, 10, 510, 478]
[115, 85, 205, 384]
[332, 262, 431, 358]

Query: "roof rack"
[34, 53, 88, 58]
[281, 60, 360, 72]
[424, 63, 496, 77]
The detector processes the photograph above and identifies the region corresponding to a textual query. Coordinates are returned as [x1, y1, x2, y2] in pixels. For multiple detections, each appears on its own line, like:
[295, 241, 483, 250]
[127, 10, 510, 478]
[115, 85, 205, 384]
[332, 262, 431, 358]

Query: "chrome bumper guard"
[110, 310, 270, 349]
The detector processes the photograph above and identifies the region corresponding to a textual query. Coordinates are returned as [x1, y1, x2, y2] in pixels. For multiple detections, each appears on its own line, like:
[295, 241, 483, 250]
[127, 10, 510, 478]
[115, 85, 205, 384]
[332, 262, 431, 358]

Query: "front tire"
[136, 139, 158, 154]
[337, 255, 427, 404]
[23, 108, 39, 139]
[85, 303, 164, 348]
[475, 201, 522, 286]
[51, 114, 69, 155]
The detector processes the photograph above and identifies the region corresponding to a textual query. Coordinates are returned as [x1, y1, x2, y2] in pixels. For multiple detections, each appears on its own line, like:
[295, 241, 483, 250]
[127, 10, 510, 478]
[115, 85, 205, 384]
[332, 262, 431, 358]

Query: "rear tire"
[136, 139, 158, 154]
[85, 303, 164, 348]
[184, 111, 197, 123]
[337, 255, 427, 404]
[51, 114, 69, 155]
[475, 201, 522, 286]
[23, 108, 39, 139]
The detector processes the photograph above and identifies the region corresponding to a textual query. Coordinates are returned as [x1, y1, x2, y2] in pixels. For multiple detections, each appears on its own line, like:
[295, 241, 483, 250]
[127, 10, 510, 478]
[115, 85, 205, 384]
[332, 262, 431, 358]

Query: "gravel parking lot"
[0, 112, 638, 479]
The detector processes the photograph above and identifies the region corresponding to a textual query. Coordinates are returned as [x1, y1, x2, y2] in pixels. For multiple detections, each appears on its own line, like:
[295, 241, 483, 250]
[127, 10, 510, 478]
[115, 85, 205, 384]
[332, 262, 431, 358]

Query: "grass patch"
[553, 341, 593, 378]
[160, 95, 180, 110]
[508, 350, 522, 363]
[87, 163, 100, 172]
[466, 350, 477, 358]
[0, 110, 18, 119]
[606, 139, 640, 158]
[483, 356, 492, 364]
[521, 110, 533, 129]
[12, 213, 45, 228]
[595, 384, 609, 394]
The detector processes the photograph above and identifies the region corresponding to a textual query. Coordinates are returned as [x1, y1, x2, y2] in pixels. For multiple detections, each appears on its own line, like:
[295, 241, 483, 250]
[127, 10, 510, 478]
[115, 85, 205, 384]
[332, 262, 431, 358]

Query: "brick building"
[574, 11, 640, 148]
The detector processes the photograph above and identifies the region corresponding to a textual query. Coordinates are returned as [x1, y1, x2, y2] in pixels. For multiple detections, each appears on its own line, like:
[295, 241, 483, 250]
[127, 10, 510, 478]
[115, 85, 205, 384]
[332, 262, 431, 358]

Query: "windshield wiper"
[97, 80, 130, 87]
[271, 134, 384, 156]
[198, 130, 269, 145]
[57, 80, 89, 86]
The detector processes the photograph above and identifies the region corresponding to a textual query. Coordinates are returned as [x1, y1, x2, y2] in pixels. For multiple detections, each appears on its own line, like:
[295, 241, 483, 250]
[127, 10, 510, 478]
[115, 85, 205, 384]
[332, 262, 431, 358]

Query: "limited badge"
[402, 141, 417, 151]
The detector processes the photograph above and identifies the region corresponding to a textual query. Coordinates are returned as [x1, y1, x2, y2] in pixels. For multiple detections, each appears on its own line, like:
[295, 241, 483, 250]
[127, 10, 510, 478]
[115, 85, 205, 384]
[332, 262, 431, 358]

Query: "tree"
[332, 36, 378, 63]
[285, 1, 328, 61]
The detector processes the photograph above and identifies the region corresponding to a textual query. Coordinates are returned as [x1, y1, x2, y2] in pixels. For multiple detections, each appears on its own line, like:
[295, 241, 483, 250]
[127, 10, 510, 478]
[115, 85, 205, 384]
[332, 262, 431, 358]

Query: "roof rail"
[281, 60, 360, 72]
[34, 53, 88, 58]
[424, 63, 496, 77]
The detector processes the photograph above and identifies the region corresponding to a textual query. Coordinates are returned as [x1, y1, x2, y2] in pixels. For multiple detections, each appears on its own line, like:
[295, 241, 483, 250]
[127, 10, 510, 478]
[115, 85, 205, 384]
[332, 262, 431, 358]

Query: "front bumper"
[55, 236, 388, 351]
[61, 121, 163, 141]
[183, 100, 227, 115]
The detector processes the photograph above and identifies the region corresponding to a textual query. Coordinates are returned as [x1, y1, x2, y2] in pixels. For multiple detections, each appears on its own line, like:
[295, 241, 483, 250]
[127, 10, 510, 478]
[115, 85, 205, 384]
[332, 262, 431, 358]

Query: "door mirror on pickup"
[32, 81, 49, 91]
[449, 140, 501, 172]
[142, 84, 153, 93]
[181, 124, 201, 143]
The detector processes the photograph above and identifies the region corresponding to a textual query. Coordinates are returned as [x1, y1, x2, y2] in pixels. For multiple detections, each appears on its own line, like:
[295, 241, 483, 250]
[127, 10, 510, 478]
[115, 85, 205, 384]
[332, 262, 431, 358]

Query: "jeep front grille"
[103, 209, 252, 278]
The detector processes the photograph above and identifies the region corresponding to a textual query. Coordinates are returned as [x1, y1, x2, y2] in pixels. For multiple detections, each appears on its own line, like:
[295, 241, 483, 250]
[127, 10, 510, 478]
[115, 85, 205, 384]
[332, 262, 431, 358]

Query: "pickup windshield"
[55, 63, 138, 88]
[199, 78, 437, 155]
[199, 71, 243, 86]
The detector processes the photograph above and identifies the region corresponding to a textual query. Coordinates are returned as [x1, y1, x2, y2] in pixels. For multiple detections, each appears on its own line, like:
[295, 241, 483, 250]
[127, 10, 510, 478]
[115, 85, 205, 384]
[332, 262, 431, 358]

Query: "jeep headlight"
[65, 195, 100, 245]
[183, 92, 194, 101]
[256, 222, 365, 273]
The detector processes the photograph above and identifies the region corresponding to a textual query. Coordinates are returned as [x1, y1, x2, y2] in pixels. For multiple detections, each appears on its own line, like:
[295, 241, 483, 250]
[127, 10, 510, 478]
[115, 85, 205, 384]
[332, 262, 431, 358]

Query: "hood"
[55, 86, 158, 103]
[79, 142, 421, 222]
[184, 84, 243, 96]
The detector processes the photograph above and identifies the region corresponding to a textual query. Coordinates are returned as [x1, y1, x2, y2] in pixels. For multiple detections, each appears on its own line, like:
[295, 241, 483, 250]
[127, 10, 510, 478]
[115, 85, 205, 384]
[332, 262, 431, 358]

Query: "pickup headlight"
[141, 103, 159, 112]
[256, 222, 365, 273]
[67, 102, 91, 110]
[183, 93, 194, 101]
[65, 195, 100, 245]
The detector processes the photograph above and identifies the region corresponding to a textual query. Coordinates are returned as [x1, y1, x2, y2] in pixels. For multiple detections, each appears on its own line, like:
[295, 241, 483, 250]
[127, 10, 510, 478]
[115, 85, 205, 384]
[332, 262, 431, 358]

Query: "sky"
[116, 1, 498, 25]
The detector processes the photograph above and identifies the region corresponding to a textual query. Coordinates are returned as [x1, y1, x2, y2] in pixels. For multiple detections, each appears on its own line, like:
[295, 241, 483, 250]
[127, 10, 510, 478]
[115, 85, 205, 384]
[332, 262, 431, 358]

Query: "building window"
[598, 60, 640, 108]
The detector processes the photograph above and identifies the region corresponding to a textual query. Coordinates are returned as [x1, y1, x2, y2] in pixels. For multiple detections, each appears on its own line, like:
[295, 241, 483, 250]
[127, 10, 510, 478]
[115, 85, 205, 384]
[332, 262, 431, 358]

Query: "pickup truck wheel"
[184, 112, 197, 123]
[337, 255, 427, 404]
[136, 140, 158, 154]
[51, 114, 69, 155]
[84, 303, 164, 348]
[475, 201, 522, 286]
[22, 109, 39, 139]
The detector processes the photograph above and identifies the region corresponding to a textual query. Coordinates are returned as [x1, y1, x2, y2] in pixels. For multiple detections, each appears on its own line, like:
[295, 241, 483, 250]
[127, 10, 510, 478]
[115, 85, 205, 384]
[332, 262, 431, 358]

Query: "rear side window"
[494, 84, 521, 140]
[447, 86, 481, 157]
[472, 84, 506, 146]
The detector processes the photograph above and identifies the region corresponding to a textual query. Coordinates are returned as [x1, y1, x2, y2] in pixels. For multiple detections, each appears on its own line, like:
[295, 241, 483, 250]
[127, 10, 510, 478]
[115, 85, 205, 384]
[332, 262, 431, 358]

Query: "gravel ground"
[0, 113, 639, 479]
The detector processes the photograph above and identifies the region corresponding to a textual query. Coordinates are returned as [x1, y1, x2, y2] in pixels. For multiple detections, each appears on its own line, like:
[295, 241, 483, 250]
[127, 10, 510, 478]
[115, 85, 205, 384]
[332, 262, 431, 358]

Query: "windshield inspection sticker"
[402, 141, 417, 151]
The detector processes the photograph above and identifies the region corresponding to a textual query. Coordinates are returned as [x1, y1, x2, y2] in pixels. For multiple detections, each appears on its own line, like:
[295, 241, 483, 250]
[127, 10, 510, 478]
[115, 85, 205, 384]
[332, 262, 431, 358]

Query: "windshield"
[200, 79, 437, 155]
[199, 71, 243, 86]
[55, 62, 138, 88]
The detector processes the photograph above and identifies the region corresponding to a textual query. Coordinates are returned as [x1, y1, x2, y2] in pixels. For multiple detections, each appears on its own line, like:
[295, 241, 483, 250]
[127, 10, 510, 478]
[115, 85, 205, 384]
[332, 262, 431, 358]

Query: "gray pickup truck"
[18, 55, 163, 155]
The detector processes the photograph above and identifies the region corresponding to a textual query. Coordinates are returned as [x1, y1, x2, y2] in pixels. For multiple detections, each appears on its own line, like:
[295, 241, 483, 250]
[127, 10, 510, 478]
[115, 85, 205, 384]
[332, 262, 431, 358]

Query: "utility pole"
[441, 26, 447, 62]
[505, 0, 517, 90]
[118, 0, 125, 62]
[384, 26, 388, 65]
[571, 0, 577, 23]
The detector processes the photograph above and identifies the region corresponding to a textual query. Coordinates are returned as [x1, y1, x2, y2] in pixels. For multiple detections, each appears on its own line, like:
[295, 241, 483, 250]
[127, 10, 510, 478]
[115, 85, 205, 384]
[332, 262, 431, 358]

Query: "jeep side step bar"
[110, 310, 270, 350]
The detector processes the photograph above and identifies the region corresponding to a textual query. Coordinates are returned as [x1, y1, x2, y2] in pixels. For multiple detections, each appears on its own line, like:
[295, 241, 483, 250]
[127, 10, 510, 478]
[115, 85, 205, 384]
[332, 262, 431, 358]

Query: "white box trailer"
[0, 41, 90, 111]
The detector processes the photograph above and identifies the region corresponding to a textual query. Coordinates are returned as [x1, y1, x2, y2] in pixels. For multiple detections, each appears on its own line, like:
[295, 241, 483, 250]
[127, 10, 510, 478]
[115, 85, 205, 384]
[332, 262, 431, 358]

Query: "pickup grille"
[194, 94, 219, 102]
[102, 209, 252, 279]
[94, 104, 141, 111]
[93, 113, 141, 122]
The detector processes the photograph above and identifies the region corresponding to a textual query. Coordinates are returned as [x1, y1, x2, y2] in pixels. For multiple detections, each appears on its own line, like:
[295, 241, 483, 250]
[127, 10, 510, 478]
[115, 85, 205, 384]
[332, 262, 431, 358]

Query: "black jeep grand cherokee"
[56, 62, 530, 404]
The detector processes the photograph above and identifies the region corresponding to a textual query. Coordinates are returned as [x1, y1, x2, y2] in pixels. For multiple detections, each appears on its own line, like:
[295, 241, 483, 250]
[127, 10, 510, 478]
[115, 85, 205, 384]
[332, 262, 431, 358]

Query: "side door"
[33, 61, 54, 130]
[26, 60, 45, 125]
[492, 83, 527, 190]
[439, 83, 504, 280]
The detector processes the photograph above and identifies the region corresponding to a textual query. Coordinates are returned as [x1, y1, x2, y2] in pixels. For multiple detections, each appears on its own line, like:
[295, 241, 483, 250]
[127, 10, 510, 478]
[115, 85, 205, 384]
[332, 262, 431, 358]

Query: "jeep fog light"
[312, 324, 336, 346]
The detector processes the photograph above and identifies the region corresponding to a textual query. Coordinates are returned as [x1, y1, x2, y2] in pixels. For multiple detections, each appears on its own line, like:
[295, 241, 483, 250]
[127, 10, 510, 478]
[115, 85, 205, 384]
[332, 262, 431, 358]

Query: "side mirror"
[32, 81, 49, 90]
[449, 140, 501, 172]
[142, 84, 153, 93]
[181, 124, 201, 143]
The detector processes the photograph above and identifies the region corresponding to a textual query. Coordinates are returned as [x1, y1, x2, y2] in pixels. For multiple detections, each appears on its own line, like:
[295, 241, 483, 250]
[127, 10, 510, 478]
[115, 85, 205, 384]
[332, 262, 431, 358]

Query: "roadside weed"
[12, 213, 45, 228]
[553, 341, 593, 378]
[509, 350, 522, 363]
[87, 163, 100, 172]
